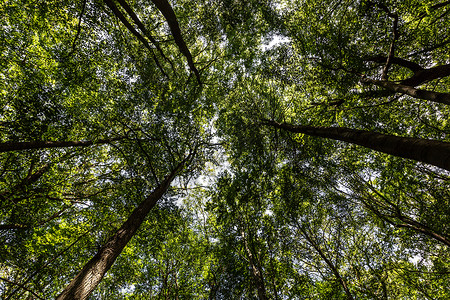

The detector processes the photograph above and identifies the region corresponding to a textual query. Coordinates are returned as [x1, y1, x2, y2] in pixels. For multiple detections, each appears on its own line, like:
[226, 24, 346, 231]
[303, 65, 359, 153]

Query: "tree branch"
[103, 0, 168, 78]
[400, 63, 450, 87]
[0, 137, 123, 153]
[150, 0, 201, 84]
[65, 0, 87, 58]
[381, 10, 399, 80]
[362, 78, 450, 105]
[263, 119, 450, 171]
[0, 277, 44, 300]
[115, 0, 175, 71]
[365, 55, 423, 73]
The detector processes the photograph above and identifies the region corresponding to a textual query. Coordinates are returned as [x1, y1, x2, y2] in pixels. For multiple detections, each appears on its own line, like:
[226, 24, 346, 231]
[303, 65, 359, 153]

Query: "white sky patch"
[264, 208, 273, 216]
[261, 35, 291, 51]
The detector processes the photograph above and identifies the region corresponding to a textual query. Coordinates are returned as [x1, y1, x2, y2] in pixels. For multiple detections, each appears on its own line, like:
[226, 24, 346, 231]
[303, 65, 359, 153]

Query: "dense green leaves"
[1, 0, 449, 299]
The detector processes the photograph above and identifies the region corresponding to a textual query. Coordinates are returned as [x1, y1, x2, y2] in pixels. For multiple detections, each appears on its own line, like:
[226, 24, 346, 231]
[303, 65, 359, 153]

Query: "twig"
[65, 0, 87, 58]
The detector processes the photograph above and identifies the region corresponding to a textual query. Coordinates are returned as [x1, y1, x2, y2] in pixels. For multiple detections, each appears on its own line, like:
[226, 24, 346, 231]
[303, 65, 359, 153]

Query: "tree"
[1, 0, 449, 299]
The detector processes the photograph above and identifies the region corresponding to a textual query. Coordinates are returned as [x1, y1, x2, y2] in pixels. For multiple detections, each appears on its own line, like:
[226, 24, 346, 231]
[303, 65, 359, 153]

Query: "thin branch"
[0, 277, 44, 300]
[343, 95, 400, 111]
[65, 0, 87, 58]
[6, 231, 89, 300]
[416, 0, 450, 21]
[407, 39, 450, 57]
[103, 0, 168, 78]
[364, 55, 423, 72]
[0, 137, 123, 153]
[115, 0, 175, 71]
[381, 11, 399, 80]
[150, 0, 201, 84]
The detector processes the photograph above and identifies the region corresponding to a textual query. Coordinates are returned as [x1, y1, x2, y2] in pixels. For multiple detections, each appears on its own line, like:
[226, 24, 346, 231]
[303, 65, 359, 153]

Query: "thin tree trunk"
[263, 120, 450, 171]
[56, 161, 185, 300]
[396, 218, 450, 247]
[103, 0, 168, 77]
[150, 0, 201, 83]
[0, 137, 122, 153]
[356, 183, 450, 247]
[298, 227, 354, 300]
[115, 0, 172, 67]
[364, 78, 450, 105]
[240, 228, 267, 300]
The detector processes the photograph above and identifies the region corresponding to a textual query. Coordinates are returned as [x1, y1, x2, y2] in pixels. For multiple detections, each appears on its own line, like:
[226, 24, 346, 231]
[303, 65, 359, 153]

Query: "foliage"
[0, 0, 449, 299]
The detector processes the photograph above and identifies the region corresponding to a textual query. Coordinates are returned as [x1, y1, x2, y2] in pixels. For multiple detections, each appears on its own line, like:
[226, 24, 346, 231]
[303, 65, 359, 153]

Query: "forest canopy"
[1, 0, 449, 299]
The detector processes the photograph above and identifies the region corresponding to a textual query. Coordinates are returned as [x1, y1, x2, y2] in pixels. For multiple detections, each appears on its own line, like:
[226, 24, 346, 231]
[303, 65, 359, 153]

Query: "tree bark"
[263, 120, 450, 171]
[0, 137, 122, 153]
[150, 0, 201, 83]
[365, 55, 423, 72]
[56, 162, 185, 300]
[363, 78, 450, 105]
[240, 228, 267, 300]
[400, 64, 450, 87]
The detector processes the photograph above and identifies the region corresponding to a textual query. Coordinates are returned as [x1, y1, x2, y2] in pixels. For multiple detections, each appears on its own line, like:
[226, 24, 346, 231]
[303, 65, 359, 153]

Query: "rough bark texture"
[0, 137, 122, 153]
[264, 120, 450, 171]
[56, 162, 184, 300]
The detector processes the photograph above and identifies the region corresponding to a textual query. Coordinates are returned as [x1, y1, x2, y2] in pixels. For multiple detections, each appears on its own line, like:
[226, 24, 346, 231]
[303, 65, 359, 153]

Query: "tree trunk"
[264, 120, 450, 171]
[150, 0, 201, 83]
[103, 0, 168, 77]
[299, 227, 354, 300]
[56, 162, 185, 300]
[240, 228, 267, 300]
[0, 137, 122, 153]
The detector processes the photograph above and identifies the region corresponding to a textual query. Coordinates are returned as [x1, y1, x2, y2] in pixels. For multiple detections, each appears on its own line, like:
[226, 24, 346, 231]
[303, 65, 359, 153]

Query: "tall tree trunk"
[263, 120, 450, 171]
[240, 228, 267, 300]
[0, 137, 122, 153]
[56, 162, 185, 300]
